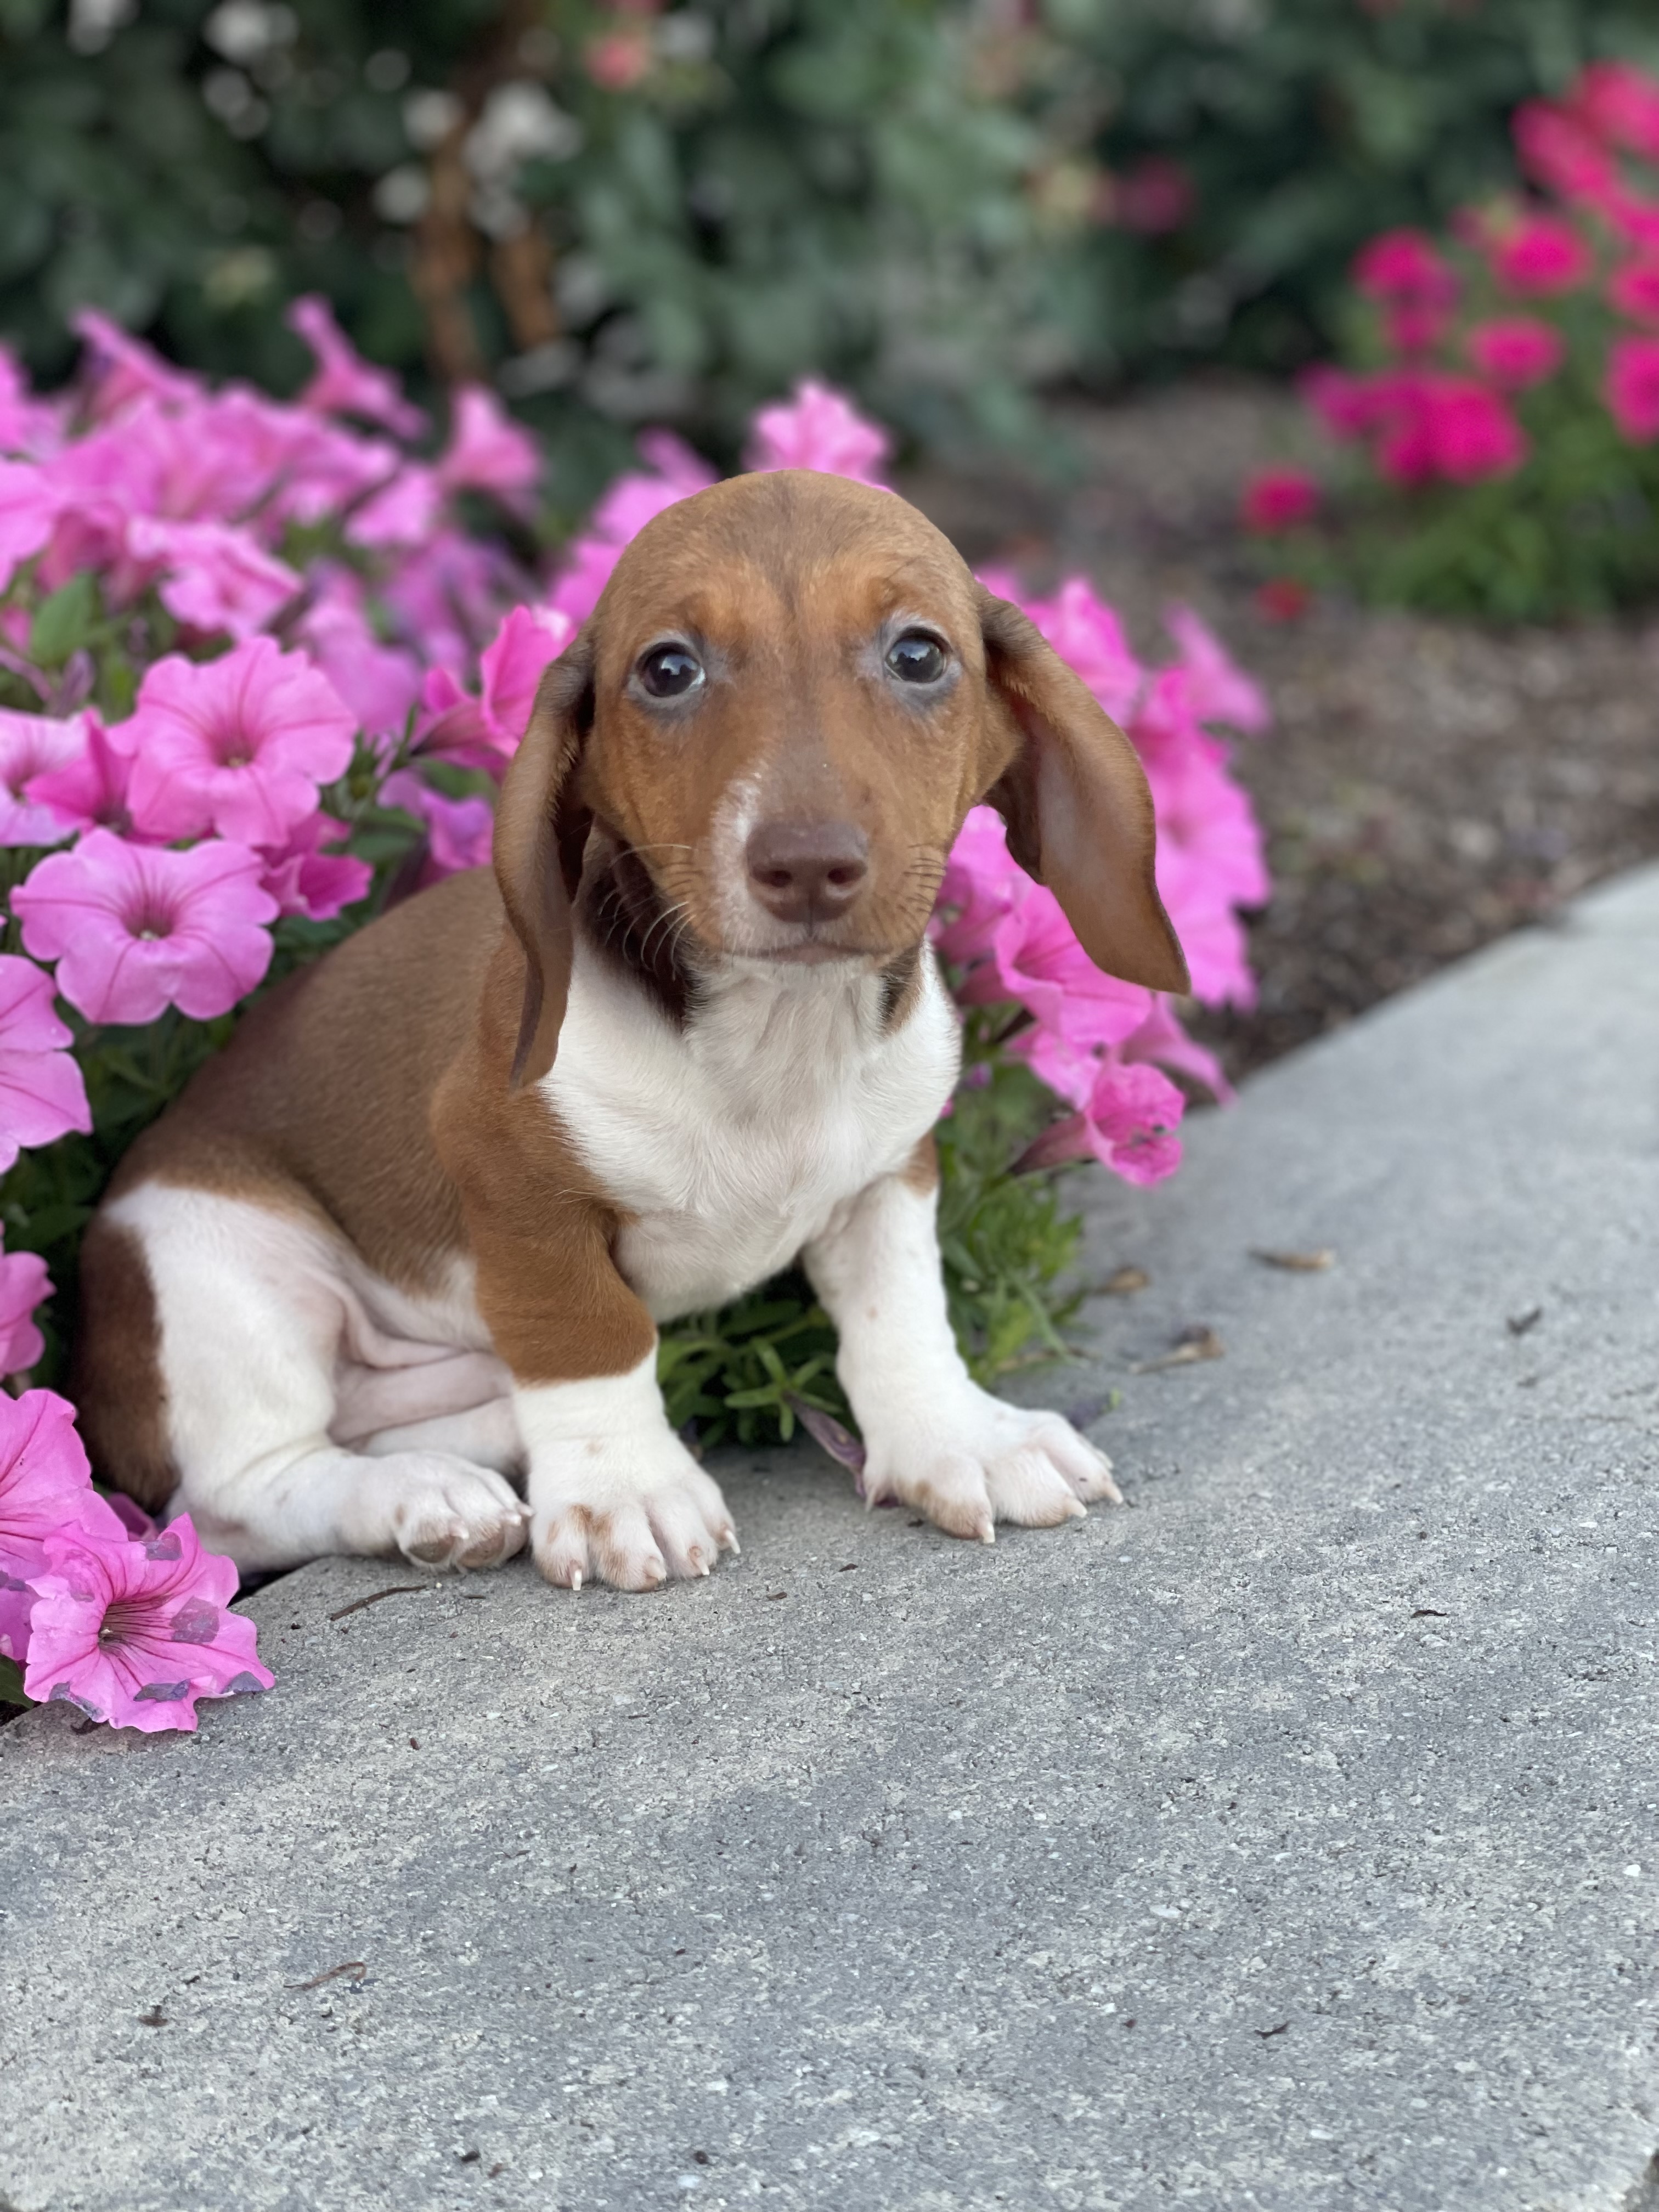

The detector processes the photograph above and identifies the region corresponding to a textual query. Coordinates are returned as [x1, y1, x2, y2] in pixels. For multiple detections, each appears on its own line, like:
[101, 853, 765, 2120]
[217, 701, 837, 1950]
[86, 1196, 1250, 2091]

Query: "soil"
[901, 377, 1659, 1080]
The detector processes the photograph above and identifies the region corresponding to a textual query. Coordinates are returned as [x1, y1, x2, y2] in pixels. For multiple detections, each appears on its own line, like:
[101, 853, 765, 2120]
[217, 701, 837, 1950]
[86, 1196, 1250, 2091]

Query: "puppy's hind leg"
[97, 1187, 529, 1575]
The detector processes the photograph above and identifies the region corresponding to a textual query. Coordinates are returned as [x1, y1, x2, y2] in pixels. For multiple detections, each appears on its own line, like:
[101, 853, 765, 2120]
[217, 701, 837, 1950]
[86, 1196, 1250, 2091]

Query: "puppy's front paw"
[862, 1390, 1120, 1544]
[530, 1432, 737, 1593]
[378, 1452, 531, 1571]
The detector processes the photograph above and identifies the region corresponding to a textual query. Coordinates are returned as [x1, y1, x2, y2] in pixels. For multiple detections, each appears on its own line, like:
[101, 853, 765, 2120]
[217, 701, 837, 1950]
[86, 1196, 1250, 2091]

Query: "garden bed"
[904, 375, 1659, 1078]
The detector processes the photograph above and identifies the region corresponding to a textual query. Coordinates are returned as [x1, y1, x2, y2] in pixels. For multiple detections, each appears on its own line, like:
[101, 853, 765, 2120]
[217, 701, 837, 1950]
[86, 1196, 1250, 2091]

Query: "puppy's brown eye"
[637, 645, 704, 699]
[887, 630, 947, 685]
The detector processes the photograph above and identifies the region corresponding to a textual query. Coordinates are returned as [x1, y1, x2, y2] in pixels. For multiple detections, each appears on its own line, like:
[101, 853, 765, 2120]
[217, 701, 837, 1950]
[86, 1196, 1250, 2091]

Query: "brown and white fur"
[71, 471, 1188, 1592]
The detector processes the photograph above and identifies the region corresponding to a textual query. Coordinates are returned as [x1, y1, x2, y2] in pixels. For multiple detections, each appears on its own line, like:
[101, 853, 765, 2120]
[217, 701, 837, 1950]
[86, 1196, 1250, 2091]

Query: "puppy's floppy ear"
[493, 623, 596, 1087]
[976, 585, 1189, 995]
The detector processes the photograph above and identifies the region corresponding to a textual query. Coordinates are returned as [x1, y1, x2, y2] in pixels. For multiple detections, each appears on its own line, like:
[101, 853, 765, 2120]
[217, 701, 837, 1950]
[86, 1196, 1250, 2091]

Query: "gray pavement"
[2, 867, 1657, 2212]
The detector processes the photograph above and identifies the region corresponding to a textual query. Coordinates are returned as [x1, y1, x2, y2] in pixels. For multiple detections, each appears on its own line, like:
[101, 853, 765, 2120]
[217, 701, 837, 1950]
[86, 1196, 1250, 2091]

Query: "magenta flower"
[1110, 154, 1196, 236]
[259, 812, 372, 922]
[1372, 375, 1527, 486]
[747, 380, 890, 482]
[14, 830, 278, 1025]
[0, 710, 87, 846]
[72, 309, 200, 420]
[1352, 230, 1458, 309]
[477, 603, 575, 753]
[25, 711, 136, 837]
[1572, 60, 1659, 163]
[346, 464, 443, 550]
[1157, 606, 1272, 735]
[1019, 578, 1146, 725]
[293, 568, 423, 740]
[0, 1389, 122, 1664]
[1513, 101, 1617, 202]
[1607, 259, 1659, 329]
[1465, 317, 1566, 390]
[0, 953, 92, 1171]
[24, 1513, 272, 1732]
[438, 386, 541, 503]
[1015, 1059, 1186, 1185]
[381, 771, 495, 878]
[125, 516, 301, 640]
[549, 432, 718, 622]
[1606, 334, 1659, 441]
[286, 294, 427, 439]
[1383, 300, 1453, 356]
[120, 638, 357, 848]
[1490, 213, 1592, 296]
[0, 460, 61, 592]
[1240, 466, 1321, 533]
[0, 1245, 50, 1378]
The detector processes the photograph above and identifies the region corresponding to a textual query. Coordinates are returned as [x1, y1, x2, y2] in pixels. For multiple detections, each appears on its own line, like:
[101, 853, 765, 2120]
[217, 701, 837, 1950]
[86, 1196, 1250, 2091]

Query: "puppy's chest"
[546, 958, 958, 1320]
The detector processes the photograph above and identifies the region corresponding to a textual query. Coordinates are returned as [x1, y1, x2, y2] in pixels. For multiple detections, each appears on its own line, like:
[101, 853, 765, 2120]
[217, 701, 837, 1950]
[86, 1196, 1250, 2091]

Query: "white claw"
[569, 1569, 582, 1593]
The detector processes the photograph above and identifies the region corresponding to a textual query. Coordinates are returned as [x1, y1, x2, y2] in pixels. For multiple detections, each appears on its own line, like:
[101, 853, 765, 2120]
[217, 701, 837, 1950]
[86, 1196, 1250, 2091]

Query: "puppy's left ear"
[493, 624, 597, 1087]
[976, 585, 1189, 995]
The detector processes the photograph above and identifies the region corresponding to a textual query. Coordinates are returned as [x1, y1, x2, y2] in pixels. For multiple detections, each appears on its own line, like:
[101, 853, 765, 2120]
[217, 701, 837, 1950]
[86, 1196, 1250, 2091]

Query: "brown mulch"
[902, 377, 1659, 1080]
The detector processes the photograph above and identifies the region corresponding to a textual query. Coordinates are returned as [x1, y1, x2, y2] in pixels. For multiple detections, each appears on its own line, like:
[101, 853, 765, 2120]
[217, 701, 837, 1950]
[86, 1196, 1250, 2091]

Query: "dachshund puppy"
[72, 471, 1188, 1590]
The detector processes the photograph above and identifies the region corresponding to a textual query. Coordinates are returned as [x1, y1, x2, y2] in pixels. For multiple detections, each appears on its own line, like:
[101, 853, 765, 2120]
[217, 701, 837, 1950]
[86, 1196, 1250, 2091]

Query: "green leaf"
[28, 572, 97, 668]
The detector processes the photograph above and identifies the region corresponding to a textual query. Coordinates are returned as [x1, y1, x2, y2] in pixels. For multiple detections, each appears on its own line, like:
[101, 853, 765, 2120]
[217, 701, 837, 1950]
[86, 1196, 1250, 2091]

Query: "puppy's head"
[495, 470, 1187, 1085]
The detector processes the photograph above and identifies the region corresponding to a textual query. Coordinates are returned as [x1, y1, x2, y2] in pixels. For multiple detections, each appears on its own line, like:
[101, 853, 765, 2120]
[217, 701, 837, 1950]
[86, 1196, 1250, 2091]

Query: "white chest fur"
[542, 943, 961, 1320]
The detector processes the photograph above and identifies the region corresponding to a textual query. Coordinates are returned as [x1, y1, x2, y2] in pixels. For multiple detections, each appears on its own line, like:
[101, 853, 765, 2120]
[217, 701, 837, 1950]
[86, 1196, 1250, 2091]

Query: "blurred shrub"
[1017, 0, 1659, 382]
[0, 0, 1049, 506]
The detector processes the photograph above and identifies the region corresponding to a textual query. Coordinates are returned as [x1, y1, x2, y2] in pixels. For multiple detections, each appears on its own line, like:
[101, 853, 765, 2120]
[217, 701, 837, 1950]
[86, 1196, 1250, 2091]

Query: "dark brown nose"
[746, 820, 870, 926]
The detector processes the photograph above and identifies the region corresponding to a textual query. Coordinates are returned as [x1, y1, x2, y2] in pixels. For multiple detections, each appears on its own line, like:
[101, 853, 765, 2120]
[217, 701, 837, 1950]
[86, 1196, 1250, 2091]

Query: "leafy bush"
[1017, 0, 1659, 382]
[1242, 57, 1659, 619]
[0, 0, 1048, 505]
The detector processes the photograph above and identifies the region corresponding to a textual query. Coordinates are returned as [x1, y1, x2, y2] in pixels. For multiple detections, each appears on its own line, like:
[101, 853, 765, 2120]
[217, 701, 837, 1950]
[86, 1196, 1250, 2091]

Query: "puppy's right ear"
[493, 624, 596, 1088]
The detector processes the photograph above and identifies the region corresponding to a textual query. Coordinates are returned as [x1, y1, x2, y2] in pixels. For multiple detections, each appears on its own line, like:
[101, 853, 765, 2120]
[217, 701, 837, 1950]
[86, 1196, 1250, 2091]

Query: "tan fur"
[75, 470, 1182, 1518]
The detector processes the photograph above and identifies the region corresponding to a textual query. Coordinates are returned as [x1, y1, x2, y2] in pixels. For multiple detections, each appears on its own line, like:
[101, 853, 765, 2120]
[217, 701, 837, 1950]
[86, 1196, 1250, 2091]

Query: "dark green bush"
[1026, 0, 1659, 382]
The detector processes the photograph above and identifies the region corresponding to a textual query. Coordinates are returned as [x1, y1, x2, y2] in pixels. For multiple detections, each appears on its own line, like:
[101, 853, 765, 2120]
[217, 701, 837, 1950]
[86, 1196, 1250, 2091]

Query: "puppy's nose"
[746, 820, 870, 925]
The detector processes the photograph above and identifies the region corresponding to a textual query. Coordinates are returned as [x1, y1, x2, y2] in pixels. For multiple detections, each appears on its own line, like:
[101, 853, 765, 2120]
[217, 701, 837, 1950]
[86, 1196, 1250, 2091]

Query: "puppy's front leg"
[805, 1137, 1120, 1543]
[469, 1211, 735, 1592]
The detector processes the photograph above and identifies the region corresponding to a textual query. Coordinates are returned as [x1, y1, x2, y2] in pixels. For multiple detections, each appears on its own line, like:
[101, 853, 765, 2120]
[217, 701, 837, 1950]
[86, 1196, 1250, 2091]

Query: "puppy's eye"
[637, 645, 704, 699]
[886, 630, 947, 685]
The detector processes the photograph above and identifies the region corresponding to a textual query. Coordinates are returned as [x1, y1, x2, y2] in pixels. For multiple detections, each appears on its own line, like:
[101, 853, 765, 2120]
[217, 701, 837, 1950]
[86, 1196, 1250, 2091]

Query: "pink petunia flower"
[1373, 375, 1527, 485]
[438, 386, 540, 504]
[72, 309, 200, 420]
[23, 1512, 272, 1732]
[746, 381, 890, 482]
[259, 812, 372, 922]
[286, 295, 427, 440]
[381, 771, 495, 877]
[1015, 1058, 1186, 1184]
[120, 639, 358, 848]
[123, 516, 302, 640]
[1352, 230, 1458, 308]
[1490, 213, 1592, 296]
[1512, 99, 1618, 202]
[0, 347, 66, 460]
[13, 830, 278, 1025]
[0, 1246, 50, 1378]
[24, 712, 136, 838]
[0, 953, 92, 1172]
[0, 460, 63, 592]
[478, 603, 575, 753]
[1240, 467, 1320, 533]
[1606, 333, 1659, 441]
[0, 1389, 122, 1664]
[1465, 317, 1566, 390]
[1018, 578, 1146, 725]
[1572, 59, 1659, 163]
[585, 27, 653, 91]
[1156, 606, 1272, 735]
[345, 464, 443, 551]
[292, 567, 424, 740]
[1607, 258, 1659, 329]
[0, 712, 87, 846]
[549, 432, 719, 622]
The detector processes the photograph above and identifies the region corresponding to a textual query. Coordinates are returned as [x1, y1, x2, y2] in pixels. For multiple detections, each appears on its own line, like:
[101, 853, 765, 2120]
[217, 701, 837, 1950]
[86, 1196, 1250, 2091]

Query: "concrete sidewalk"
[2, 868, 1655, 2212]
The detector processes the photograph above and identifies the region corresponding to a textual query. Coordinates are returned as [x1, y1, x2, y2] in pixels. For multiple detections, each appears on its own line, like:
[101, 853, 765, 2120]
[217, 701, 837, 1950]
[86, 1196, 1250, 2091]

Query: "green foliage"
[1024, 0, 1659, 381]
[0, 1, 1049, 505]
[655, 1017, 1089, 1455]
